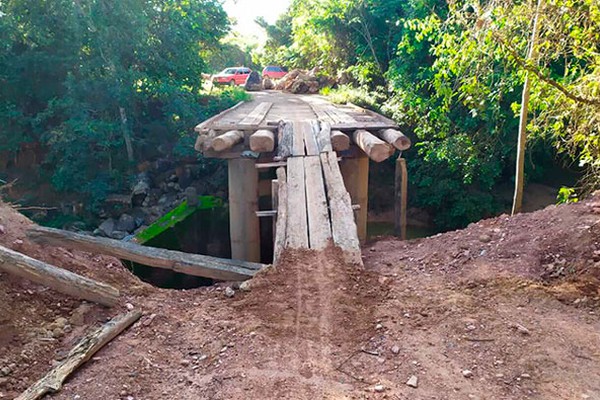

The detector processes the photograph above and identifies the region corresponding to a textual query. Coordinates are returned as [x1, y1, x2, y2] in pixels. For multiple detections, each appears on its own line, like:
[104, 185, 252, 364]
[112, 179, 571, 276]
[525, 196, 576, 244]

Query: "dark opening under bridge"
[195, 91, 411, 266]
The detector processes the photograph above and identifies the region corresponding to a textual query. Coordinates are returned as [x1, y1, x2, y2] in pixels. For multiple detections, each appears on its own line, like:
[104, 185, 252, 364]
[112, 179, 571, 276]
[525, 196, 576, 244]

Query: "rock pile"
[275, 69, 333, 94]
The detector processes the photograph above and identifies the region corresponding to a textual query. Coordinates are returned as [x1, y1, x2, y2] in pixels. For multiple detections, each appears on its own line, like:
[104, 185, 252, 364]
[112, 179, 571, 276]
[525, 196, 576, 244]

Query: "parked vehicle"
[212, 67, 252, 86]
[262, 65, 287, 79]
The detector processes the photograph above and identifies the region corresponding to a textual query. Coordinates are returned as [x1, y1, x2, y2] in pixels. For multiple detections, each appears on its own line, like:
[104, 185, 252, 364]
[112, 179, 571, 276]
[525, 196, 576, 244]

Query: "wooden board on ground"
[27, 226, 263, 281]
[239, 102, 273, 126]
[16, 310, 142, 400]
[320, 152, 362, 265]
[0, 245, 119, 307]
[285, 157, 309, 248]
[304, 156, 332, 249]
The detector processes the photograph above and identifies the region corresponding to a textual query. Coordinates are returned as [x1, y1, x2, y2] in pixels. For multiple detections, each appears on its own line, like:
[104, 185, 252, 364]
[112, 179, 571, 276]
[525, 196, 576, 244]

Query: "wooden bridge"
[195, 91, 411, 266]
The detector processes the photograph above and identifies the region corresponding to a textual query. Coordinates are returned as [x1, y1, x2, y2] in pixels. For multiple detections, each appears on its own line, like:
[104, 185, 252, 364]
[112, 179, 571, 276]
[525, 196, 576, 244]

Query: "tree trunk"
[512, 0, 542, 215]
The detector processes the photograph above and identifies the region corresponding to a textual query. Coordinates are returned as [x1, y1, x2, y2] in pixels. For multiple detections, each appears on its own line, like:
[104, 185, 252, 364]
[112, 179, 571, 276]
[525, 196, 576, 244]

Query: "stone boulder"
[116, 213, 136, 233]
[244, 71, 263, 91]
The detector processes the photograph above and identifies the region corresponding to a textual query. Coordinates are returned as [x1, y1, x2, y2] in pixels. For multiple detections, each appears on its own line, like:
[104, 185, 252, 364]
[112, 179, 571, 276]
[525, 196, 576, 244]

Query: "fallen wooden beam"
[273, 167, 288, 265]
[352, 129, 394, 162]
[249, 129, 275, 152]
[212, 130, 245, 152]
[331, 130, 350, 152]
[0, 245, 119, 307]
[16, 310, 142, 400]
[378, 128, 411, 151]
[27, 226, 264, 281]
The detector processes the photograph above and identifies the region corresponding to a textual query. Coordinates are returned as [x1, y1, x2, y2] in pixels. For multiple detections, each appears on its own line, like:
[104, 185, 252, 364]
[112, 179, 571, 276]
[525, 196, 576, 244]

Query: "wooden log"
[255, 161, 287, 169]
[394, 157, 408, 240]
[352, 129, 394, 162]
[27, 226, 263, 281]
[304, 156, 332, 249]
[331, 130, 350, 152]
[320, 152, 362, 265]
[340, 155, 369, 242]
[286, 157, 309, 249]
[316, 121, 333, 153]
[201, 129, 218, 152]
[16, 310, 142, 400]
[273, 167, 288, 265]
[212, 130, 245, 152]
[228, 158, 261, 263]
[378, 128, 411, 151]
[276, 121, 293, 160]
[249, 129, 275, 153]
[0, 245, 119, 307]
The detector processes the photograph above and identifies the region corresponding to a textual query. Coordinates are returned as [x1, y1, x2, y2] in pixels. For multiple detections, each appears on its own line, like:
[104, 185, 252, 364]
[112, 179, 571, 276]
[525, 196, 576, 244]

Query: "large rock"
[263, 77, 274, 90]
[97, 218, 116, 237]
[116, 214, 136, 233]
[244, 71, 263, 91]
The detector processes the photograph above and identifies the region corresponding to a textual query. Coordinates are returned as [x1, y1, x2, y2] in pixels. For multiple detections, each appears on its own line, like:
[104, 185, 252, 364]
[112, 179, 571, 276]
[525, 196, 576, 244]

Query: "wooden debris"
[378, 128, 411, 151]
[286, 157, 309, 248]
[249, 129, 275, 152]
[316, 121, 333, 153]
[16, 310, 142, 400]
[273, 167, 288, 264]
[0, 245, 119, 307]
[277, 121, 294, 160]
[352, 129, 394, 162]
[212, 130, 245, 152]
[331, 130, 350, 152]
[304, 156, 332, 249]
[27, 226, 263, 281]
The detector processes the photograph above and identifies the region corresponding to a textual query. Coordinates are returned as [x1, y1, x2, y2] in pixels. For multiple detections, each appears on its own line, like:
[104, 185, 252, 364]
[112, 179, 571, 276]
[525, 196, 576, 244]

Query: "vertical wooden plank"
[273, 168, 287, 264]
[286, 157, 309, 248]
[340, 155, 369, 243]
[228, 158, 261, 262]
[292, 121, 306, 156]
[395, 157, 408, 240]
[320, 152, 362, 265]
[304, 156, 332, 249]
[300, 120, 319, 156]
[277, 121, 293, 160]
[316, 121, 333, 153]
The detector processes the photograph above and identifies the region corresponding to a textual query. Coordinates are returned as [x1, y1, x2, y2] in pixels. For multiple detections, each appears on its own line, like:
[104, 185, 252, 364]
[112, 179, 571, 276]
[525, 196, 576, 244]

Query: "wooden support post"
[273, 168, 288, 265]
[271, 179, 278, 244]
[395, 157, 408, 240]
[228, 158, 261, 262]
[340, 155, 369, 243]
[0, 245, 119, 307]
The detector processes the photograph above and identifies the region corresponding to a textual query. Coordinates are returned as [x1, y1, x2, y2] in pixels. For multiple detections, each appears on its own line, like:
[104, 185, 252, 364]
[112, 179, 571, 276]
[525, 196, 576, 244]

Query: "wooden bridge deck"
[193, 91, 411, 266]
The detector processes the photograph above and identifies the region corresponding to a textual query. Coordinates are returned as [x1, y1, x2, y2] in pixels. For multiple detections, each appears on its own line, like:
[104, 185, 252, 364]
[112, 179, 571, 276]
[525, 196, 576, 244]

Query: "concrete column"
[340, 155, 369, 242]
[228, 158, 260, 262]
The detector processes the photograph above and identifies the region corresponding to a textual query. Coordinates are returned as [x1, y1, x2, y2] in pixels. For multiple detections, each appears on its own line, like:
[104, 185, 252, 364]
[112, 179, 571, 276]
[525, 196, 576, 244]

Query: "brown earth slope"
[1, 195, 599, 399]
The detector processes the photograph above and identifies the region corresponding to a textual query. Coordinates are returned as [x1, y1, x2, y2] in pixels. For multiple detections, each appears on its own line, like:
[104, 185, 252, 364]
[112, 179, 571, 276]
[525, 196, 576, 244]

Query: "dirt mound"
[1, 196, 600, 399]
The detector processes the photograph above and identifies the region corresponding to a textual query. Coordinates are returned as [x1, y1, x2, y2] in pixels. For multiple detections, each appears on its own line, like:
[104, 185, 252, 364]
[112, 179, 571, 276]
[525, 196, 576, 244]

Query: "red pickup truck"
[212, 67, 252, 86]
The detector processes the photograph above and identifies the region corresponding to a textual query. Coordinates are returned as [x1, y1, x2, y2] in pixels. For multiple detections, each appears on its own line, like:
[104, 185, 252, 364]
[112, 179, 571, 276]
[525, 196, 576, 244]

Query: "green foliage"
[0, 0, 233, 207]
[557, 187, 579, 204]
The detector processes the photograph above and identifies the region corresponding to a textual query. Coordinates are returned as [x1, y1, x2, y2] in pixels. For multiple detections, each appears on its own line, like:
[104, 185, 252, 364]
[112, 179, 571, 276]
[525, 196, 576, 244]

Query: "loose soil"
[1, 194, 600, 399]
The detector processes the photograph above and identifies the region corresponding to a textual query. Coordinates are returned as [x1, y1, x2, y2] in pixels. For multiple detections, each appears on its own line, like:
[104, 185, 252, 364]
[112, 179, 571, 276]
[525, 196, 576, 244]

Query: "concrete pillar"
[340, 155, 369, 242]
[228, 158, 260, 262]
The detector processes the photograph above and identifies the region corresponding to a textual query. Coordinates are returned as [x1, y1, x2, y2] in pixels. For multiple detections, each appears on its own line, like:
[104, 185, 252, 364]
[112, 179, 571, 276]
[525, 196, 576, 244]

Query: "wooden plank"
[285, 157, 309, 248]
[228, 158, 261, 263]
[378, 128, 411, 151]
[256, 161, 287, 169]
[316, 122, 333, 153]
[320, 152, 362, 265]
[292, 121, 306, 156]
[27, 227, 263, 281]
[194, 101, 245, 132]
[301, 120, 319, 156]
[325, 105, 356, 124]
[331, 130, 350, 152]
[276, 121, 294, 160]
[309, 103, 336, 124]
[304, 156, 332, 249]
[271, 179, 279, 243]
[250, 129, 275, 153]
[352, 129, 394, 162]
[239, 102, 273, 126]
[0, 244, 119, 307]
[16, 311, 142, 400]
[273, 168, 288, 264]
[340, 156, 369, 242]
